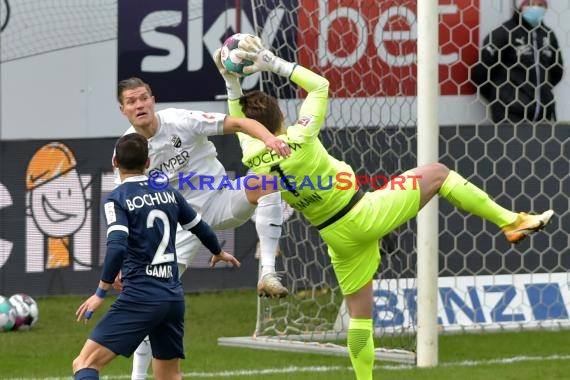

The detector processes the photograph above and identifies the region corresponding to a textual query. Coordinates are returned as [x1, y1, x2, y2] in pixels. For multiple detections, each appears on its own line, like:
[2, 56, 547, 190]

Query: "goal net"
[219, 0, 570, 365]
[220, 0, 420, 364]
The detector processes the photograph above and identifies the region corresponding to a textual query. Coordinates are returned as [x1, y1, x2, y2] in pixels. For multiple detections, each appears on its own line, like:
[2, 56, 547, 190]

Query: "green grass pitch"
[1, 290, 569, 379]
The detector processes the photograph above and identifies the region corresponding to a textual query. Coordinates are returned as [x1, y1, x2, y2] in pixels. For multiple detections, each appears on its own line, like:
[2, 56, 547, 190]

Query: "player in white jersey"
[115, 77, 290, 380]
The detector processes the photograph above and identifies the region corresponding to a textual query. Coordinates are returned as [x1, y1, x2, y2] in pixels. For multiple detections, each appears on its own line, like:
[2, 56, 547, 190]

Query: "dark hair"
[239, 91, 283, 134]
[117, 77, 152, 104]
[115, 134, 148, 172]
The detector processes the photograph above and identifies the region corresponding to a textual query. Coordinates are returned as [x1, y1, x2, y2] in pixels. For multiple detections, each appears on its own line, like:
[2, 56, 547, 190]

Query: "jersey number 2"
[146, 209, 175, 265]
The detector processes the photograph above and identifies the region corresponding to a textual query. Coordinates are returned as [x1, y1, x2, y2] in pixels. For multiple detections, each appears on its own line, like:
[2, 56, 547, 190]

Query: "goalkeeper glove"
[212, 48, 243, 100]
[235, 35, 295, 77]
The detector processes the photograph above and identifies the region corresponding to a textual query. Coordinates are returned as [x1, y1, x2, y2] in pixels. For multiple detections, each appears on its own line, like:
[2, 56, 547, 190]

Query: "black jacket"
[471, 12, 564, 123]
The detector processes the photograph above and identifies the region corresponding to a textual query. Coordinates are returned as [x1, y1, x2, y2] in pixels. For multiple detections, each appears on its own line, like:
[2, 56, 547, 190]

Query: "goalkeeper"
[213, 36, 554, 380]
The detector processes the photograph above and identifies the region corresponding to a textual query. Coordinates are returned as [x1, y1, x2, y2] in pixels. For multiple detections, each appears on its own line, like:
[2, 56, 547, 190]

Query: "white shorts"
[176, 180, 256, 267]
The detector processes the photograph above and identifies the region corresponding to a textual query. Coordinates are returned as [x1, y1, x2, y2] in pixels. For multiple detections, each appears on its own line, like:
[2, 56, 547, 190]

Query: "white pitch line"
[7, 354, 570, 380]
[381, 354, 570, 371]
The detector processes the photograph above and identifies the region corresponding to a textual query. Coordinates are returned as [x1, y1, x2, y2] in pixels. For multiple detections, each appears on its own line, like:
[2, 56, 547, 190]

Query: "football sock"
[74, 368, 99, 380]
[131, 337, 151, 380]
[439, 170, 518, 227]
[347, 318, 374, 380]
[255, 192, 282, 278]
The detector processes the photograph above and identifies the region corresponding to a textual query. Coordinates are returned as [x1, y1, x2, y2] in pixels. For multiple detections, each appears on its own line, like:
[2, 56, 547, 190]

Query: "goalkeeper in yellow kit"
[214, 36, 553, 380]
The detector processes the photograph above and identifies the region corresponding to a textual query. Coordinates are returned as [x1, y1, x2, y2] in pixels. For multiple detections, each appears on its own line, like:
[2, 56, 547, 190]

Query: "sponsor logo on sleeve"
[296, 115, 313, 127]
[104, 202, 116, 224]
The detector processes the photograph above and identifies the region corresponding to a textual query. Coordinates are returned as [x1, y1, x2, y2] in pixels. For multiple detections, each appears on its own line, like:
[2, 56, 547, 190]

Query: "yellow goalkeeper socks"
[439, 170, 517, 227]
[347, 318, 374, 380]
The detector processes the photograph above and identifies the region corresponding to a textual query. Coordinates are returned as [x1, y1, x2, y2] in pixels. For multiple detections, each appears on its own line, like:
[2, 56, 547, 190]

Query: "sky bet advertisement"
[117, 0, 294, 102]
[117, 0, 479, 102]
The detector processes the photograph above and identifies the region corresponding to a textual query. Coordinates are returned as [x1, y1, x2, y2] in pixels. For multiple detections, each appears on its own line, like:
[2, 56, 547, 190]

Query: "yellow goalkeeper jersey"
[231, 65, 358, 227]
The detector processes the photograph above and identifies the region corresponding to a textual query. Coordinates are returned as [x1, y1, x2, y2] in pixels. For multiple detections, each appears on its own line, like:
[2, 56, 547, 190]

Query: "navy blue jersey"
[102, 175, 200, 302]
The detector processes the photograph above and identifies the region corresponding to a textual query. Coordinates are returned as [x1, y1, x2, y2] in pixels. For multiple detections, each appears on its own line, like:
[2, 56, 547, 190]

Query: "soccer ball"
[0, 296, 16, 332]
[9, 293, 39, 330]
[220, 33, 254, 76]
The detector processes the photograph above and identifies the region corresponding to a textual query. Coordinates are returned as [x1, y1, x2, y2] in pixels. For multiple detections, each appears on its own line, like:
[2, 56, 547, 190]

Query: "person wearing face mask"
[471, 0, 564, 124]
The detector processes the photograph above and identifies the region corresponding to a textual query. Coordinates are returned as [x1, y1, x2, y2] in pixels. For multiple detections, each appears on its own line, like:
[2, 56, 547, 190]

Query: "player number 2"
[146, 209, 175, 265]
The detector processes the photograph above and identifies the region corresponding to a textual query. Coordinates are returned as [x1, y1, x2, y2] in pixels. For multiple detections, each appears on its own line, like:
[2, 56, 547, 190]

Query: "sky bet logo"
[117, 0, 294, 102]
[118, 1, 479, 102]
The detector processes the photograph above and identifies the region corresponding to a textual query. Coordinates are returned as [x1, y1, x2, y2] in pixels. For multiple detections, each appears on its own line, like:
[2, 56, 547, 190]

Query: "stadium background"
[0, 0, 569, 336]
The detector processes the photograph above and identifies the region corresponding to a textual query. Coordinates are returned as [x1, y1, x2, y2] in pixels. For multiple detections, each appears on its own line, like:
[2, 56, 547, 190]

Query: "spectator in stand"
[471, 0, 564, 124]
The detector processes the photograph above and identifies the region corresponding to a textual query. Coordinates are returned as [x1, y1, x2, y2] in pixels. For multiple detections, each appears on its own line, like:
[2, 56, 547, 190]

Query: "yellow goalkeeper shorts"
[320, 170, 421, 295]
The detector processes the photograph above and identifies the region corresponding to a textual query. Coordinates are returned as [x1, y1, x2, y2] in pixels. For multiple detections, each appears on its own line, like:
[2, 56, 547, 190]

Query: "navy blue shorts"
[89, 298, 185, 359]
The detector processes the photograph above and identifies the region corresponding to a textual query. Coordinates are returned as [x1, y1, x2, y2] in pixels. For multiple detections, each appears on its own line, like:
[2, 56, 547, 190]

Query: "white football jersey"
[115, 108, 228, 212]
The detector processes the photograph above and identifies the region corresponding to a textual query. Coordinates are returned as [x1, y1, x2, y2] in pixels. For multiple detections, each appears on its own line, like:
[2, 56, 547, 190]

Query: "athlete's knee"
[433, 163, 450, 188]
[433, 162, 450, 176]
[72, 356, 81, 374]
[153, 361, 181, 380]
[415, 163, 449, 188]
[155, 370, 181, 380]
[72, 355, 99, 374]
[155, 372, 181, 380]
[420, 162, 449, 177]
[245, 175, 279, 202]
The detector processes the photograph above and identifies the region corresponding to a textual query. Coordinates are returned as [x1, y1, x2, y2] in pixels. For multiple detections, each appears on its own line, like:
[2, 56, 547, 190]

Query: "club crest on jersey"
[296, 115, 313, 127]
[170, 135, 182, 148]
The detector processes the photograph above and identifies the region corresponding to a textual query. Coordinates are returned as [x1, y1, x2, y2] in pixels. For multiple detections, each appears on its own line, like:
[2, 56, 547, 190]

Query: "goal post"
[416, 0, 440, 368]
